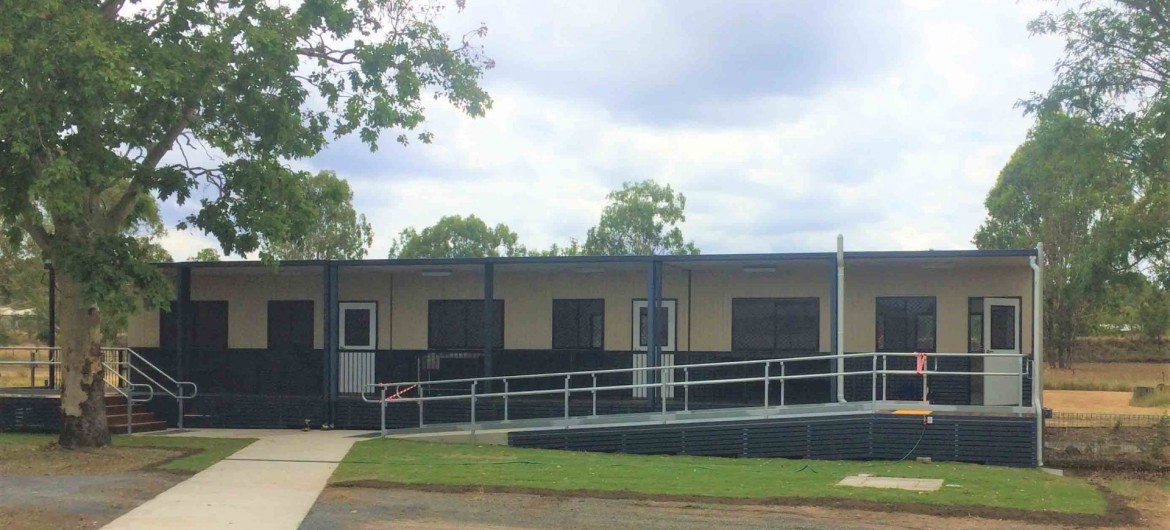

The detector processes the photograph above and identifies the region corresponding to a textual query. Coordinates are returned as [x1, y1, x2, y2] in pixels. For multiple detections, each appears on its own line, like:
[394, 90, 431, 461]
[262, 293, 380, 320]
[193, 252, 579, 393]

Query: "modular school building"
[110, 244, 1045, 465]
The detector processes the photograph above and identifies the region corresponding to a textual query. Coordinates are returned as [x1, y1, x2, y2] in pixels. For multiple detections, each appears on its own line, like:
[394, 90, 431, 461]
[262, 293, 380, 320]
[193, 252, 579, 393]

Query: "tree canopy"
[263, 171, 373, 260]
[0, 0, 491, 447]
[974, 113, 1135, 367]
[583, 180, 699, 256]
[389, 214, 524, 258]
[189, 248, 221, 262]
[1027, 1, 1170, 272]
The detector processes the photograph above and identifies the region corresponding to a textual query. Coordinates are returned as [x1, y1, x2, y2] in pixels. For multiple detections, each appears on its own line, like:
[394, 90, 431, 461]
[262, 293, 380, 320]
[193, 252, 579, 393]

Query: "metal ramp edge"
[381, 400, 1036, 439]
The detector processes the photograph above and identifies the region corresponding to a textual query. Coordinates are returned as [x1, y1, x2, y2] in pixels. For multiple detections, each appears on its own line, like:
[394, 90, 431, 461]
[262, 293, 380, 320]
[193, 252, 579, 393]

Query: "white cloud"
[156, 0, 1067, 259]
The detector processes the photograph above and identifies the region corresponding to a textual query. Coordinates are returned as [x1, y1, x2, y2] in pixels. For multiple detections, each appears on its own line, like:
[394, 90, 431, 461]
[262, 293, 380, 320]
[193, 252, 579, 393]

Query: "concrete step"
[108, 420, 168, 434]
[107, 412, 159, 426]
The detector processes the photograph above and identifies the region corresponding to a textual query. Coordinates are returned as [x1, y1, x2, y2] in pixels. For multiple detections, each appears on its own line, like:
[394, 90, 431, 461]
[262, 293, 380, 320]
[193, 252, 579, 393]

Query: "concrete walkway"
[103, 429, 374, 530]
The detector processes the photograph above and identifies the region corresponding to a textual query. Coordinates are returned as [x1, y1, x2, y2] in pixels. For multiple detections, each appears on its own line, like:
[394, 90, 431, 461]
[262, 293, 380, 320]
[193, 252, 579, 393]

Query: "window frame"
[874, 296, 937, 353]
[551, 298, 605, 350]
[427, 299, 505, 350]
[339, 301, 378, 351]
[159, 300, 229, 351]
[631, 299, 677, 351]
[730, 297, 820, 353]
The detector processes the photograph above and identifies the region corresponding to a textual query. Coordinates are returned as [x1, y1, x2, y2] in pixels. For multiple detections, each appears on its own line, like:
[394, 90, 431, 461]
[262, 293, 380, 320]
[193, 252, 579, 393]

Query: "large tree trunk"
[56, 273, 110, 449]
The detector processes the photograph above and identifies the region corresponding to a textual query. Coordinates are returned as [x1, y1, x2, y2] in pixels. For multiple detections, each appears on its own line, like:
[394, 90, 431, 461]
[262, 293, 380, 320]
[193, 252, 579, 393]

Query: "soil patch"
[331, 480, 1140, 528]
[0, 443, 184, 476]
[305, 486, 1136, 530]
[0, 472, 184, 530]
[1045, 390, 1170, 415]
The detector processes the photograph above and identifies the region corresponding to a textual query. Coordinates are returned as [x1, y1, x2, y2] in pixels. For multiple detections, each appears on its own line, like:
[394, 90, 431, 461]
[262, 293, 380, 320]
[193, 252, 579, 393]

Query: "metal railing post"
[780, 362, 786, 407]
[127, 392, 134, 435]
[564, 375, 571, 419]
[177, 384, 185, 431]
[503, 379, 510, 422]
[29, 349, 35, 387]
[683, 367, 690, 412]
[871, 354, 877, 405]
[470, 381, 477, 427]
[882, 355, 888, 401]
[763, 361, 770, 409]
[418, 384, 425, 428]
[661, 366, 667, 416]
[591, 373, 597, 417]
[380, 386, 387, 437]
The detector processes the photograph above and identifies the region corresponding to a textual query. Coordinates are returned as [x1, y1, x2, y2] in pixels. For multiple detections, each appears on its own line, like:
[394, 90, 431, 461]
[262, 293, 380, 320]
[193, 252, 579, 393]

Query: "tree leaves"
[583, 180, 699, 256]
[0, 0, 491, 319]
[389, 214, 524, 258]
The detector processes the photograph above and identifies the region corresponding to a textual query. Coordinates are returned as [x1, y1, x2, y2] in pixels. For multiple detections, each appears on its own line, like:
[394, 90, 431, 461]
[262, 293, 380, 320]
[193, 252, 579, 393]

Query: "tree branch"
[105, 107, 195, 231]
[98, 0, 125, 18]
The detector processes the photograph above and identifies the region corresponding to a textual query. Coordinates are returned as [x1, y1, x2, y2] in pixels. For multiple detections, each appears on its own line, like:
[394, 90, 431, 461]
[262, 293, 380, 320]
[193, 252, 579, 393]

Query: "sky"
[159, 0, 1067, 260]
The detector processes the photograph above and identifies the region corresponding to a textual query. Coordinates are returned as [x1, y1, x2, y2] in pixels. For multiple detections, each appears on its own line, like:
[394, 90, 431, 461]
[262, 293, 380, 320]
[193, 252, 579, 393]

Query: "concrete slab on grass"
[837, 475, 943, 492]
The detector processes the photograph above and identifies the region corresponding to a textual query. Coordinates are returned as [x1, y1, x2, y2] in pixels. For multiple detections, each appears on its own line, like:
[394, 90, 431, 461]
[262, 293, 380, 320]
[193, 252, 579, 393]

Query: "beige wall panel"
[842, 263, 1033, 354]
[391, 271, 482, 349]
[689, 261, 833, 352]
[338, 270, 396, 349]
[127, 307, 161, 348]
[387, 267, 687, 351]
[191, 271, 324, 349]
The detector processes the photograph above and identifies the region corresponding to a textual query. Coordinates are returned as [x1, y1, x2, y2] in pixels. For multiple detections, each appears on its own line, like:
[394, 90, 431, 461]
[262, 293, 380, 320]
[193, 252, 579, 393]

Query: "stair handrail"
[101, 347, 197, 430]
[100, 360, 154, 435]
[102, 347, 198, 400]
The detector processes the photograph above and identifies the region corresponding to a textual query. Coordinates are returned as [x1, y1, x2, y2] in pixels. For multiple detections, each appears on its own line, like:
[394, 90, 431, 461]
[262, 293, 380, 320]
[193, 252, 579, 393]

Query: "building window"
[552, 299, 604, 350]
[732, 298, 819, 352]
[268, 300, 314, 352]
[428, 300, 504, 350]
[968, 298, 983, 353]
[875, 297, 936, 352]
[340, 302, 377, 350]
[160, 301, 229, 351]
[633, 300, 676, 351]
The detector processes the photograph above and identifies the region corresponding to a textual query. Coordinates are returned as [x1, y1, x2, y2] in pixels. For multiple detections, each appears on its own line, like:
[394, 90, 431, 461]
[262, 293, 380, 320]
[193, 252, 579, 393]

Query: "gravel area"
[0, 472, 183, 530]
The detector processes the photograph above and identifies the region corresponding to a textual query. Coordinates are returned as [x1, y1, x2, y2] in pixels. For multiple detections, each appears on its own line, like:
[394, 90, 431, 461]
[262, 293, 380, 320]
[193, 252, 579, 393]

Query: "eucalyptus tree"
[0, 0, 491, 447]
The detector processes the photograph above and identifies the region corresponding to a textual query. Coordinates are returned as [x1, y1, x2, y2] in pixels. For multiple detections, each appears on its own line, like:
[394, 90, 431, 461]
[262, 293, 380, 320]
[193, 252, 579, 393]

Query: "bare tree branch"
[104, 107, 195, 230]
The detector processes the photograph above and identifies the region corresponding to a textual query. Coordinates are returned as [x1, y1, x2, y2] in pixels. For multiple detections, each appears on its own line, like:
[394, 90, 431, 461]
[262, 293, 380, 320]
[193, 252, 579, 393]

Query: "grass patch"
[114, 435, 254, 472]
[0, 433, 253, 474]
[1044, 362, 1170, 392]
[1131, 389, 1170, 408]
[332, 438, 1106, 515]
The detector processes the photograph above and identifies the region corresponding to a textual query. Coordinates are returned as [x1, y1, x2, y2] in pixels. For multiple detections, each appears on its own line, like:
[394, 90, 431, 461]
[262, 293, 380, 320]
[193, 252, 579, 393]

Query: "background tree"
[583, 180, 699, 256]
[263, 171, 373, 260]
[0, 0, 491, 448]
[189, 248, 222, 263]
[389, 215, 525, 258]
[1028, 1, 1170, 281]
[974, 113, 1134, 368]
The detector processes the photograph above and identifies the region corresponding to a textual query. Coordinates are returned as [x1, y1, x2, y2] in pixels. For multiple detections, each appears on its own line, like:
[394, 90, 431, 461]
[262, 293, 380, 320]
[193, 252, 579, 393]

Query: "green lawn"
[0, 433, 253, 473]
[334, 439, 1107, 515]
[114, 435, 254, 472]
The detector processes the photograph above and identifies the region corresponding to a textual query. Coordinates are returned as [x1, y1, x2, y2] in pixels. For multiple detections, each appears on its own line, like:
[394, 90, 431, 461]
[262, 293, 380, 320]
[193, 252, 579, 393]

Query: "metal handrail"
[1, 346, 197, 430]
[101, 361, 154, 435]
[363, 351, 1028, 392]
[361, 351, 1036, 435]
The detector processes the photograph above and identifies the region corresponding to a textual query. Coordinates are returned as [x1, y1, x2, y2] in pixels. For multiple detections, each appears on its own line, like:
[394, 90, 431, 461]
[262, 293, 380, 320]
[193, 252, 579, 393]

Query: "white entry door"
[338, 302, 377, 394]
[982, 298, 1021, 406]
[632, 300, 676, 398]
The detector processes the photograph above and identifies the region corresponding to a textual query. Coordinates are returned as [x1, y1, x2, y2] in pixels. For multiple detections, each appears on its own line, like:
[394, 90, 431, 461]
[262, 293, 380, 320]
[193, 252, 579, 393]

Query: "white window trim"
[632, 300, 676, 352]
[339, 302, 377, 350]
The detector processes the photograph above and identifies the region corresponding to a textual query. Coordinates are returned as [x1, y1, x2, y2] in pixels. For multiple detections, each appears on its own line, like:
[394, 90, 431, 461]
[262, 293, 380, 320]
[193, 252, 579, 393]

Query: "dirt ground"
[0, 442, 189, 530]
[1045, 390, 1170, 415]
[0, 472, 184, 530]
[298, 486, 1165, 530]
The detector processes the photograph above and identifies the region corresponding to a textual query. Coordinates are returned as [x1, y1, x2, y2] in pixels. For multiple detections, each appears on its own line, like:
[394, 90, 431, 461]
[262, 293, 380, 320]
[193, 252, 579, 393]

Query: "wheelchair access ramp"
[362, 352, 1042, 467]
